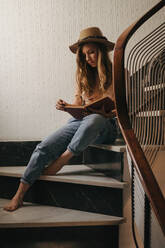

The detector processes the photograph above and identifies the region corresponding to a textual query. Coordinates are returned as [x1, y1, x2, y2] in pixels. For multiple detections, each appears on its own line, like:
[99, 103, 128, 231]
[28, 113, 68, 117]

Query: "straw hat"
[69, 27, 115, 53]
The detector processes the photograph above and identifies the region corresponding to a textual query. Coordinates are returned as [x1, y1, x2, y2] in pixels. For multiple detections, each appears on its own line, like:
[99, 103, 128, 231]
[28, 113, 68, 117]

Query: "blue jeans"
[21, 114, 117, 185]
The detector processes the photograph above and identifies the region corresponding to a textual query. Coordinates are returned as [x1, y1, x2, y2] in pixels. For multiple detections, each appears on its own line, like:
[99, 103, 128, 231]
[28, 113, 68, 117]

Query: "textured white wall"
[0, 0, 162, 141]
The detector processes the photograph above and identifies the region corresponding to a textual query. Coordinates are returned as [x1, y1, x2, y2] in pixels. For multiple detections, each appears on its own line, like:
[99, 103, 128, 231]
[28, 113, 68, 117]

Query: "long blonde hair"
[76, 43, 112, 96]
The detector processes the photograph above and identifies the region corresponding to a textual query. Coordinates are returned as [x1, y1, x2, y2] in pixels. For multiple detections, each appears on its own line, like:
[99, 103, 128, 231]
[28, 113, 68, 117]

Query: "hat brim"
[69, 38, 115, 53]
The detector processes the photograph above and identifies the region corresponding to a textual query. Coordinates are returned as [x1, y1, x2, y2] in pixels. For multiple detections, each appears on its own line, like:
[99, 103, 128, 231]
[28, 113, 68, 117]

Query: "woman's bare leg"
[3, 182, 30, 211]
[3, 150, 73, 211]
[43, 149, 73, 175]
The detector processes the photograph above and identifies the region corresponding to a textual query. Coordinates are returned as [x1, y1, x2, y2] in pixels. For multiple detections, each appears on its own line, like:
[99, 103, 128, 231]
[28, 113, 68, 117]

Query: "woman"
[4, 27, 117, 211]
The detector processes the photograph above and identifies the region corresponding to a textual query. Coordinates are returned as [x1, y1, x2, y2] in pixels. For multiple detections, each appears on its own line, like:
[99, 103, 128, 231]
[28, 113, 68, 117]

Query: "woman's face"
[82, 43, 98, 68]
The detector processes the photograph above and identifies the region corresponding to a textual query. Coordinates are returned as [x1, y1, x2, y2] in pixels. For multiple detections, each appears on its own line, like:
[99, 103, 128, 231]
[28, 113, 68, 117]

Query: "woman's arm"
[56, 95, 82, 112]
[72, 95, 83, 105]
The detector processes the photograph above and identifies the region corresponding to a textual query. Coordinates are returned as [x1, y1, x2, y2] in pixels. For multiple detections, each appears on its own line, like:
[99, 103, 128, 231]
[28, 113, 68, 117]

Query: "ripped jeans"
[21, 114, 117, 185]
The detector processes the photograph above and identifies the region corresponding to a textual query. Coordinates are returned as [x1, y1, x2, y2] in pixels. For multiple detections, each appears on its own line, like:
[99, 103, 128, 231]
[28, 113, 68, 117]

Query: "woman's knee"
[34, 141, 49, 156]
[84, 114, 106, 129]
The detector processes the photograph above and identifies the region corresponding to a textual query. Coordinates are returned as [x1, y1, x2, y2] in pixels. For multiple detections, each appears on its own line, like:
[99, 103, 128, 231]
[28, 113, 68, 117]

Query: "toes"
[3, 198, 23, 212]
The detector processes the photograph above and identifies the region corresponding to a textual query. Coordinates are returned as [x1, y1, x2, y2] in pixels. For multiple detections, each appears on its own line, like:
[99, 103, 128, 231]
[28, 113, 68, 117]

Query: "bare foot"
[3, 197, 23, 212]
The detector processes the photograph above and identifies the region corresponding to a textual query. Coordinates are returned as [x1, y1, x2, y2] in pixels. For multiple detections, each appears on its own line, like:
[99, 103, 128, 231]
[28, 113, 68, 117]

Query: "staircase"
[113, 1, 165, 247]
[0, 138, 127, 248]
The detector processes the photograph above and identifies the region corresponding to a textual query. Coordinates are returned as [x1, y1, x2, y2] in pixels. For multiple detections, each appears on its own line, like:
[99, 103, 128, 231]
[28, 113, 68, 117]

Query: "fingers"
[56, 99, 67, 111]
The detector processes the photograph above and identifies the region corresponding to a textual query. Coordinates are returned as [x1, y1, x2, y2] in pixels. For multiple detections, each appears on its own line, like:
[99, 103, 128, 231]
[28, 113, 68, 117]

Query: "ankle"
[14, 182, 30, 200]
[13, 194, 23, 202]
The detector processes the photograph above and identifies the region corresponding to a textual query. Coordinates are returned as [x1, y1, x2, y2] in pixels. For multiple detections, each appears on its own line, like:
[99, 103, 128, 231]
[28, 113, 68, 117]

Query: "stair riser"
[0, 226, 119, 248]
[0, 176, 123, 217]
[84, 147, 124, 181]
[0, 141, 83, 166]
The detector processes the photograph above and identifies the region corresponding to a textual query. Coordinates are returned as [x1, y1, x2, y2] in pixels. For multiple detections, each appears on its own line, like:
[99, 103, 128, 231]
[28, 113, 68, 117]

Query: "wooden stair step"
[89, 143, 126, 152]
[141, 145, 165, 151]
[0, 165, 126, 189]
[144, 83, 165, 92]
[136, 110, 165, 117]
[0, 198, 124, 228]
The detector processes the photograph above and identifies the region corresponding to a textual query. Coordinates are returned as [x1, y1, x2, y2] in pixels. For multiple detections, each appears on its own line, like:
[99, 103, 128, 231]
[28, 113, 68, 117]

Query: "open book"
[64, 96, 115, 119]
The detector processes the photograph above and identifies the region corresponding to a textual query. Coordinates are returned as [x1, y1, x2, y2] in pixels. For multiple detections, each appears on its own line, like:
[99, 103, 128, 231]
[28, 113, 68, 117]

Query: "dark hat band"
[79, 35, 108, 42]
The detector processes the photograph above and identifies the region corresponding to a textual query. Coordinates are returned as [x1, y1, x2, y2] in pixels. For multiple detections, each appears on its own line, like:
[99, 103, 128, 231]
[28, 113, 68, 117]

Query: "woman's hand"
[56, 99, 69, 111]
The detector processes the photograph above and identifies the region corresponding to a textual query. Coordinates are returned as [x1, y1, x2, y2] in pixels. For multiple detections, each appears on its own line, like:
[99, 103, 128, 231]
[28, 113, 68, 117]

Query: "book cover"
[64, 96, 115, 119]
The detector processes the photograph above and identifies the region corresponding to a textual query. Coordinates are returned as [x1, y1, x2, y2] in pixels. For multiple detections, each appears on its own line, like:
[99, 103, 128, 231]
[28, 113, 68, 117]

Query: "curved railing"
[113, 0, 165, 239]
